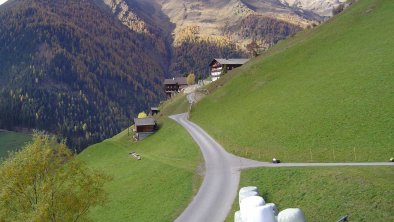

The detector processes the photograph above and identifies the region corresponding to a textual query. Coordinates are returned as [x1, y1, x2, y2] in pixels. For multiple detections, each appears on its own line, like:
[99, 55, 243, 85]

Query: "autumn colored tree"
[0, 133, 110, 221]
[137, 112, 147, 118]
[246, 40, 260, 57]
[187, 73, 196, 85]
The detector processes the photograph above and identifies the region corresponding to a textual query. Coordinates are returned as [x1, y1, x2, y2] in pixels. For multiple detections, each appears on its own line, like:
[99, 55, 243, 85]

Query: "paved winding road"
[170, 113, 393, 222]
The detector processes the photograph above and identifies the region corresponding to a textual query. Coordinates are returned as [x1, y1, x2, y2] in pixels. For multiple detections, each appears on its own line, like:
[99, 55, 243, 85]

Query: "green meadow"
[226, 166, 394, 222]
[190, 0, 394, 162]
[78, 116, 201, 221]
[78, 91, 197, 221]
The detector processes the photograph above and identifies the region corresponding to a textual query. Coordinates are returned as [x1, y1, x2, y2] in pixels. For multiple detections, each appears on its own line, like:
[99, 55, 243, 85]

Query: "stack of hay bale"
[235, 186, 306, 222]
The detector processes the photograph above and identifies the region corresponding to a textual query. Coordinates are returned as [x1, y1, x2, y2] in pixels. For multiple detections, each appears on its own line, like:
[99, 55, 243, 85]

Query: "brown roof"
[175, 77, 187, 85]
[134, 117, 156, 126]
[164, 78, 176, 85]
[164, 77, 187, 85]
[209, 58, 250, 66]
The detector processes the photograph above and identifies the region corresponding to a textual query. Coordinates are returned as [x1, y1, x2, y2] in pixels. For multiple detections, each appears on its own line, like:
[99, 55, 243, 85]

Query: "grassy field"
[78, 114, 201, 221]
[157, 93, 189, 117]
[190, 0, 394, 162]
[226, 166, 394, 222]
[0, 131, 31, 160]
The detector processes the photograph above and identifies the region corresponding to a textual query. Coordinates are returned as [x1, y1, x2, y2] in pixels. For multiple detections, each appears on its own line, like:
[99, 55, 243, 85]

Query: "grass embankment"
[190, 0, 394, 162]
[79, 94, 200, 221]
[226, 166, 394, 222]
[0, 131, 31, 159]
[158, 93, 190, 117]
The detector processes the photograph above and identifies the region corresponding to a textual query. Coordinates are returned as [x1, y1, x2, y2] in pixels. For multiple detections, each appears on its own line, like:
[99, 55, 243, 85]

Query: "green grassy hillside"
[191, 0, 394, 162]
[78, 116, 201, 221]
[0, 131, 31, 160]
[227, 166, 394, 222]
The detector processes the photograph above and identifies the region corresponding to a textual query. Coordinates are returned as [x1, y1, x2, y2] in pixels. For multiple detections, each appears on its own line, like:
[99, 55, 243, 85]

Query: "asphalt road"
[170, 113, 394, 222]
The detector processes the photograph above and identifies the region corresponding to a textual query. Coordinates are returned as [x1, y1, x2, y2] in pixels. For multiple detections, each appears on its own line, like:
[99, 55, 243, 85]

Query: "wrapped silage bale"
[265, 203, 279, 216]
[239, 191, 259, 206]
[239, 186, 259, 206]
[234, 210, 243, 222]
[240, 196, 265, 222]
[247, 204, 277, 222]
[239, 186, 259, 195]
[277, 208, 306, 222]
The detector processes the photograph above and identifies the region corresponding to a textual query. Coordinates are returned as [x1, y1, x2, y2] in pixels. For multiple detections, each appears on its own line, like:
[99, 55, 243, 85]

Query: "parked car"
[272, 158, 281, 164]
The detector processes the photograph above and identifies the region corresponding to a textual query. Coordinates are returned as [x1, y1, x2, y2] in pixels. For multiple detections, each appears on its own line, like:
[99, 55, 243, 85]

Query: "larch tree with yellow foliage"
[0, 133, 110, 221]
[137, 112, 147, 118]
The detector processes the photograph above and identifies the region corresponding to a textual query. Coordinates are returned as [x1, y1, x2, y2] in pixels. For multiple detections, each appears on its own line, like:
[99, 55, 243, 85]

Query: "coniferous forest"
[0, 0, 166, 151]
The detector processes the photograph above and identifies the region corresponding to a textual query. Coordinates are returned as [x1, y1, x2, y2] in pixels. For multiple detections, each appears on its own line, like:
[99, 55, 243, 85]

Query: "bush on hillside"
[138, 112, 148, 118]
[187, 73, 196, 85]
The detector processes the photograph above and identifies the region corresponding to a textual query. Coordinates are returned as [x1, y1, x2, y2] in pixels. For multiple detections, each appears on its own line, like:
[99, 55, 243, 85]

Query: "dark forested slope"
[0, 0, 166, 151]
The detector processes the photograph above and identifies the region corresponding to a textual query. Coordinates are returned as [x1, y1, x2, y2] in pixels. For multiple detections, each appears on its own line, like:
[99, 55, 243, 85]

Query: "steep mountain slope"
[160, 0, 321, 76]
[191, 0, 394, 162]
[101, 0, 322, 77]
[0, 0, 166, 151]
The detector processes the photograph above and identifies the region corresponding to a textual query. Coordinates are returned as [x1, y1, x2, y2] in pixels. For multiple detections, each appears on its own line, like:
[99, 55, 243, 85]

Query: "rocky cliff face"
[279, 0, 348, 17]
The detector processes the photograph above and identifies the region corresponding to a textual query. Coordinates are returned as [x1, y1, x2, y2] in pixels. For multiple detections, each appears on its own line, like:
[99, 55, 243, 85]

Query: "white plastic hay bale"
[239, 186, 259, 206]
[240, 196, 265, 222]
[239, 186, 259, 196]
[247, 204, 277, 222]
[277, 208, 306, 222]
[265, 203, 279, 216]
[239, 190, 259, 206]
[234, 210, 243, 222]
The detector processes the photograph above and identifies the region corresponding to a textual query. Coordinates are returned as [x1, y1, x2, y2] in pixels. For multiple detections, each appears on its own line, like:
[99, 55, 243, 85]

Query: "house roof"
[150, 107, 159, 111]
[175, 77, 187, 85]
[209, 58, 250, 66]
[164, 78, 176, 85]
[164, 77, 187, 85]
[134, 117, 156, 126]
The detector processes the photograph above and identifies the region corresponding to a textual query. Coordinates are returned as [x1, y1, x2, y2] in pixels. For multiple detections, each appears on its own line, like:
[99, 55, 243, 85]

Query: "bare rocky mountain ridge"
[279, 0, 348, 17]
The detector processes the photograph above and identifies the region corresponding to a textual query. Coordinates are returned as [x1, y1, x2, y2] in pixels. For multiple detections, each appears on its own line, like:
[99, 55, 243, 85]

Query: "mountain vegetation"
[0, 0, 166, 151]
[222, 15, 303, 49]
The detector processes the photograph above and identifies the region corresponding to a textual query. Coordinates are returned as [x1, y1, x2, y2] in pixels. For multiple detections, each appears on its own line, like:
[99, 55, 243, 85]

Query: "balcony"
[211, 71, 221, 77]
[211, 67, 222, 72]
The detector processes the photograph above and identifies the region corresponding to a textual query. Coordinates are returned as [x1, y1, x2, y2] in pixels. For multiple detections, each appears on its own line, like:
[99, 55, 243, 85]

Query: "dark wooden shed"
[134, 117, 157, 140]
[150, 107, 160, 116]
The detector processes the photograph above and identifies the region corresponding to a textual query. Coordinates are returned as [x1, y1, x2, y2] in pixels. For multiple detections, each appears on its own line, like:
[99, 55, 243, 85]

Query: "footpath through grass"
[0, 131, 31, 160]
[226, 166, 394, 222]
[190, 0, 394, 162]
[78, 95, 201, 221]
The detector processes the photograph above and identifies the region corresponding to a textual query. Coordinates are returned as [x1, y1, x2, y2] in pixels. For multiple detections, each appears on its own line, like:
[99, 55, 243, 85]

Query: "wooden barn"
[133, 117, 157, 140]
[209, 58, 249, 81]
[150, 107, 160, 116]
[164, 77, 188, 97]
